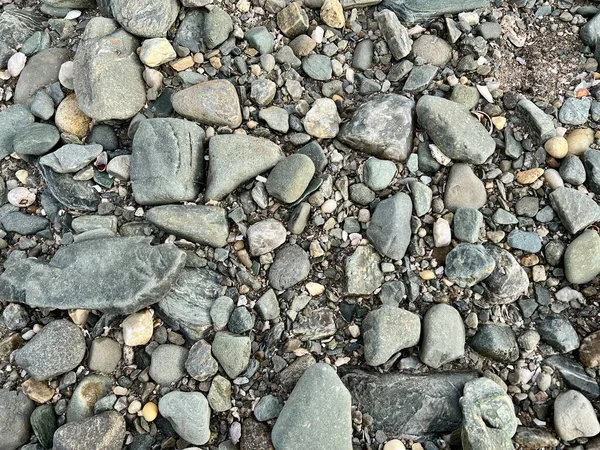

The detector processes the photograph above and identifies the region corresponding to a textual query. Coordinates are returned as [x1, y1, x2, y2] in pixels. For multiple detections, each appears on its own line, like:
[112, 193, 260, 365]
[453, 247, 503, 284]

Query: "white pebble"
[59, 61, 74, 89]
[433, 218, 451, 247]
[543, 169, 564, 190]
[7, 187, 36, 207]
[321, 199, 337, 214]
[383, 440, 406, 450]
[7, 52, 26, 78]
[312, 26, 325, 44]
[64, 9, 82, 20]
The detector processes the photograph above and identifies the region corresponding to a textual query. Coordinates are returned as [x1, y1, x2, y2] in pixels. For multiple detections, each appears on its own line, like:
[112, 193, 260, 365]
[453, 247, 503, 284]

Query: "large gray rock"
[205, 134, 285, 201]
[420, 304, 465, 368]
[367, 192, 412, 260]
[146, 205, 228, 247]
[39, 144, 103, 174]
[380, 0, 489, 23]
[131, 118, 204, 205]
[38, 163, 101, 212]
[480, 245, 529, 305]
[172, 80, 242, 128]
[536, 315, 580, 353]
[0, 104, 35, 159]
[212, 331, 251, 379]
[444, 163, 487, 212]
[0, 237, 186, 314]
[346, 245, 384, 295]
[549, 187, 600, 234]
[581, 12, 600, 48]
[14, 320, 85, 380]
[159, 392, 210, 445]
[416, 95, 495, 164]
[111, 0, 178, 38]
[341, 369, 478, 437]
[445, 244, 496, 288]
[362, 306, 421, 366]
[14, 48, 69, 105]
[156, 268, 223, 341]
[554, 390, 600, 441]
[564, 229, 600, 285]
[516, 99, 555, 142]
[272, 363, 352, 450]
[268, 244, 311, 290]
[460, 377, 517, 450]
[338, 94, 414, 162]
[53, 411, 125, 450]
[0, 389, 35, 450]
[0, 9, 45, 69]
[73, 18, 145, 121]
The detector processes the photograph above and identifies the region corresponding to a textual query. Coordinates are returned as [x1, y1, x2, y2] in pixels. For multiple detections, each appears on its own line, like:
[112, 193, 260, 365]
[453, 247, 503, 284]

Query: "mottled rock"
[375, 9, 411, 59]
[303, 97, 340, 138]
[445, 244, 496, 288]
[247, 219, 287, 256]
[66, 375, 112, 422]
[266, 154, 315, 203]
[111, 0, 178, 38]
[480, 245, 529, 305]
[346, 245, 384, 295]
[53, 411, 125, 450]
[536, 315, 580, 353]
[149, 344, 189, 385]
[268, 244, 311, 290]
[367, 192, 412, 260]
[544, 355, 600, 399]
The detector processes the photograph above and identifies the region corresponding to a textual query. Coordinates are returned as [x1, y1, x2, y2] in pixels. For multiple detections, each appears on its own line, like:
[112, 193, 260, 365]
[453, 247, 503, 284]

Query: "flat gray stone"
[210, 296, 235, 331]
[14, 48, 69, 105]
[38, 163, 101, 211]
[268, 244, 311, 290]
[445, 243, 496, 288]
[1, 211, 49, 235]
[254, 394, 282, 422]
[149, 344, 189, 385]
[13, 123, 60, 156]
[507, 230, 542, 253]
[549, 187, 600, 234]
[420, 304, 465, 368]
[245, 26, 275, 54]
[0, 237, 186, 314]
[0, 104, 35, 159]
[516, 99, 555, 143]
[364, 157, 397, 191]
[453, 208, 482, 243]
[212, 331, 251, 379]
[159, 392, 210, 445]
[247, 219, 287, 256]
[302, 54, 332, 81]
[131, 118, 204, 205]
[0, 389, 35, 450]
[444, 164, 487, 212]
[53, 411, 125, 450]
[88, 337, 121, 373]
[367, 192, 412, 260]
[339, 94, 414, 162]
[559, 97, 591, 126]
[380, 0, 490, 23]
[417, 95, 495, 164]
[411, 35, 452, 66]
[266, 154, 315, 204]
[345, 245, 384, 295]
[564, 229, 600, 285]
[39, 144, 102, 174]
[14, 320, 85, 380]
[403, 64, 438, 93]
[255, 289, 279, 320]
[111, 0, 178, 38]
[272, 363, 352, 450]
[205, 134, 284, 201]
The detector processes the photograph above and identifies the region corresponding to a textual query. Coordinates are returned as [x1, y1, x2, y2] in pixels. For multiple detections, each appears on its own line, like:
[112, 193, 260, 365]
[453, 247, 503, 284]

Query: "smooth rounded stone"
[445, 244, 495, 288]
[583, 149, 600, 194]
[580, 331, 600, 367]
[470, 324, 519, 363]
[544, 168, 563, 190]
[88, 125, 118, 151]
[14, 123, 60, 157]
[0, 104, 35, 159]
[3, 303, 29, 330]
[139, 38, 176, 67]
[480, 245, 529, 305]
[349, 183, 376, 205]
[277, 2, 309, 38]
[53, 411, 125, 450]
[339, 95, 414, 162]
[443, 164, 487, 212]
[121, 310, 153, 346]
[267, 154, 315, 204]
[173, 9, 204, 52]
[362, 306, 421, 366]
[110, 0, 178, 38]
[88, 337, 121, 373]
[507, 230, 542, 253]
[250, 79, 277, 106]
[131, 118, 204, 205]
[14, 320, 85, 381]
[40, 144, 102, 174]
[536, 315, 580, 353]
[106, 155, 131, 181]
[460, 377, 517, 450]
[432, 218, 451, 247]
[410, 181, 432, 217]
[558, 154, 586, 186]
[31, 404, 56, 449]
[477, 21, 501, 39]
[208, 375, 232, 413]
[146, 205, 228, 247]
[254, 394, 282, 422]
[367, 192, 412, 260]
[420, 304, 465, 368]
[453, 208, 483, 243]
[245, 26, 275, 54]
[66, 375, 112, 422]
[268, 244, 311, 290]
[272, 363, 352, 450]
[289, 34, 316, 57]
[259, 106, 289, 133]
[211, 296, 235, 331]
[185, 340, 218, 381]
[212, 331, 251, 379]
[417, 96, 495, 164]
[228, 307, 255, 334]
[450, 84, 480, 110]
[247, 219, 287, 256]
[58, 60, 73, 89]
[352, 39, 374, 70]
[1, 211, 49, 235]
[564, 229, 600, 284]
[149, 344, 188, 385]
[54, 94, 92, 139]
[559, 97, 591, 126]
[363, 157, 396, 191]
[345, 245, 384, 295]
[14, 48, 69, 105]
[73, 19, 145, 121]
[411, 35, 452, 66]
[403, 64, 438, 94]
[31, 90, 55, 120]
[545, 136, 569, 159]
[515, 196, 539, 218]
[303, 98, 341, 139]
[566, 127, 594, 156]
[0, 389, 35, 450]
[172, 80, 241, 127]
[302, 54, 332, 81]
[205, 134, 284, 201]
[493, 208, 518, 227]
[554, 390, 600, 441]
[536, 206, 555, 223]
[549, 187, 600, 234]
[203, 6, 233, 49]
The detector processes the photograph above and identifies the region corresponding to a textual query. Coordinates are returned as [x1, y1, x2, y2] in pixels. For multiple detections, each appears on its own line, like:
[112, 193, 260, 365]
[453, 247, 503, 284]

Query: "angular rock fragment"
[445, 244, 495, 288]
[516, 99, 555, 143]
[480, 245, 529, 305]
[38, 163, 101, 212]
[346, 245, 384, 295]
[14, 48, 69, 105]
[376, 10, 411, 60]
[380, 0, 490, 23]
[549, 187, 600, 234]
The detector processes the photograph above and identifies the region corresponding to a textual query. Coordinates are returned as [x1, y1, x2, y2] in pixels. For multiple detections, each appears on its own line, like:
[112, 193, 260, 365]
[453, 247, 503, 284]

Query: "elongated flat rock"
[0, 237, 186, 314]
[380, 0, 490, 23]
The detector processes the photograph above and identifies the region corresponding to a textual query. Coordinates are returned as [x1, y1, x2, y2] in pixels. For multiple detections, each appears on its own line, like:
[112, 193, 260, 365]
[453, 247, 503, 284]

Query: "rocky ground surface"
[1, 0, 600, 449]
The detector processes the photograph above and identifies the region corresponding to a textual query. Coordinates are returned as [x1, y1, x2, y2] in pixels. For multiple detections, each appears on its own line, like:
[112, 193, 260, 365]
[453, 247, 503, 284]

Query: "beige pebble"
[121, 310, 153, 346]
[321, 199, 337, 213]
[320, 0, 345, 28]
[543, 168, 564, 190]
[59, 61, 74, 90]
[7, 187, 36, 207]
[545, 136, 569, 159]
[143, 68, 163, 88]
[55, 94, 91, 139]
[384, 440, 406, 450]
[566, 128, 594, 156]
[113, 386, 128, 396]
[142, 402, 159, 421]
[22, 379, 54, 403]
[420, 270, 435, 280]
[515, 168, 544, 185]
[306, 282, 325, 296]
[128, 400, 142, 414]
[139, 38, 176, 68]
[15, 169, 29, 184]
[491, 116, 506, 130]
[170, 56, 194, 71]
[68, 309, 89, 326]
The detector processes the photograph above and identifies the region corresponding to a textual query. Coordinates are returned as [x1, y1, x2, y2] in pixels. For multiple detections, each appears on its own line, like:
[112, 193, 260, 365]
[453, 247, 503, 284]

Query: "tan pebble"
[121, 310, 153, 346]
[515, 168, 544, 185]
[420, 270, 435, 280]
[237, 249, 252, 268]
[306, 282, 325, 296]
[384, 440, 406, 450]
[532, 265, 546, 282]
[15, 170, 29, 184]
[566, 128, 594, 156]
[491, 116, 506, 130]
[142, 402, 159, 421]
[55, 94, 91, 139]
[68, 309, 89, 326]
[320, 0, 345, 28]
[128, 400, 142, 414]
[210, 56, 222, 69]
[321, 199, 337, 213]
[545, 136, 568, 159]
[169, 56, 194, 71]
[239, 284, 250, 294]
[22, 379, 54, 403]
[113, 386, 128, 396]
[521, 254, 539, 267]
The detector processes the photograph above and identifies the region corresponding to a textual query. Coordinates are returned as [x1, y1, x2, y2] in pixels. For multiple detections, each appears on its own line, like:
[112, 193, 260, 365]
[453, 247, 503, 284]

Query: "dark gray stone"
[0, 237, 186, 314]
[545, 355, 599, 398]
[297, 141, 328, 172]
[31, 404, 56, 449]
[245, 26, 275, 54]
[583, 149, 600, 193]
[38, 163, 101, 211]
[13, 123, 60, 156]
[515, 196, 539, 218]
[1, 211, 49, 235]
[445, 244, 496, 288]
[481, 245, 529, 305]
[175, 10, 204, 53]
[0, 389, 35, 450]
[185, 340, 218, 382]
[380, 0, 489, 23]
[228, 307, 255, 334]
[339, 94, 414, 162]
[14, 320, 85, 380]
[549, 187, 600, 234]
[293, 307, 336, 341]
[450, 84, 480, 110]
[536, 315, 580, 353]
[111, 0, 178, 38]
[560, 154, 586, 186]
[203, 7, 233, 49]
[14, 47, 69, 105]
[0, 9, 45, 68]
[88, 125, 118, 151]
[268, 244, 311, 290]
[453, 208, 482, 243]
[367, 192, 412, 260]
[341, 369, 478, 437]
[53, 411, 125, 450]
[131, 118, 204, 205]
[0, 105, 35, 159]
[470, 324, 519, 363]
[403, 65, 438, 93]
[581, 12, 600, 47]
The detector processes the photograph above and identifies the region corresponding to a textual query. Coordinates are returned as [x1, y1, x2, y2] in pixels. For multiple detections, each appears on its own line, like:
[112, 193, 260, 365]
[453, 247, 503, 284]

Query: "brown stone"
[55, 94, 91, 139]
[0, 333, 23, 363]
[580, 331, 600, 368]
[515, 168, 544, 185]
[22, 379, 55, 403]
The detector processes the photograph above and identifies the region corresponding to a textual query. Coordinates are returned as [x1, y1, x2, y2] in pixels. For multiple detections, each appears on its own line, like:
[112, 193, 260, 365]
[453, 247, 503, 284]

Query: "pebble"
[515, 168, 544, 184]
[121, 311, 153, 346]
[139, 38, 176, 67]
[363, 157, 396, 191]
[420, 304, 465, 368]
[566, 127, 594, 156]
[7, 52, 26, 77]
[320, 0, 345, 28]
[559, 155, 586, 186]
[444, 164, 487, 211]
[554, 390, 600, 441]
[266, 154, 315, 204]
[159, 392, 211, 445]
[545, 136, 568, 159]
[58, 60, 73, 89]
[142, 402, 158, 422]
[149, 344, 188, 385]
[445, 243, 496, 287]
[303, 97, 340, 138]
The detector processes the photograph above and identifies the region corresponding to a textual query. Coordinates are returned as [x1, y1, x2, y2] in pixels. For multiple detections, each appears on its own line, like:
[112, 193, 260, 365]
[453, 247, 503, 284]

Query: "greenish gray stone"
[505, 128, 524, 159]
[259, 106, 289, 133]
[14, 48, 69, 105]
[88, 337, 121, 374]
[14, 320, 85, 380]
[446, 244, 495, 288]
[0, 389, 35, 450]
[492, 208, 518, 225]
[346, 245, 384, 295]
[403, 64, 437, 93]
[380, 280, 405, 306]
[453, 208, 482, 243]
[352, 39, 374, 70]
[376, 9, 411, 60]
[507, 230, 542, 253]
[410, 181, 432, 217]
[0, 10, 45, 68]
[478, 21, 502, 40]
[71, 215, 117, 234]
[255, 289, 279, 320]
[549, 187, 600, 234]
[174, 10, 204, 53]
[515, 196, 539, 217]
[208, 375, 231, 412]
[268, 244, 311, 290]
[420, 304, 465, 369]
[470, 324, 519, 363]
[516, 99, 555, 142]
[21, 31, 51, 56]
[302, 54, 332, 81]
[267, 154, 315, 204]
[40, 144, 103, 174]
[149, 344, 188, 385]
[52, 411, 125, 450]
[560, 154, 586, 186]
[210, 296, 235, 331]
[212, 331, 251, 379]
[88, 125, 118, 151]
[411, 35, 452, 66]
[583, 148, 600, 193]
[363, 157, 396, 191]
[367, 192, 412, 260]
[185, 340, 218, 382]
[66, 375, 112, 422]
[245, 26, 275, 54]
[30, 90, 55, 120]
[349, 183, 375, 205]
[362, 306, 421, 366]
[228, 307, 255, 334]
[444, 164, 487, 212]
[272, 363, 352, 450]
[31, 404, 56, 449]
[110, 0, 178, 38]
[481, 245, 529, 305]
[564, 229, 600, 284]
[388, 60, 413, 82]
[450, 84, 480, 110]
[203, 6, 233, 49]
[0, 104, 35, 159]
[536, 315, 580, 353]
[559, 97, 591, 126]
[1, 211, 49, 235]
[254, 394, 282, 421]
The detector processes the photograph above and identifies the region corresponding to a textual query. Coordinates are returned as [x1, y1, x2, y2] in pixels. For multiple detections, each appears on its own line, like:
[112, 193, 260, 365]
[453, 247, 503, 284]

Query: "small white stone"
[433, 218, 451, 247]
[7, 187, 35, 207]
[305, 282, 325, 296]
[139, 38, 176, 68]
[383, 440, 406, 450]
[59, 61, 74, 89]
[321, 199, 337, 214]
[68, 309, 89, 326]
[15, 170, 28, 184]
[64, 9, 82, 20]
[121, 311, 153, 346]
[7, 52, 26, 78]
[312, 26, 325, 44]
